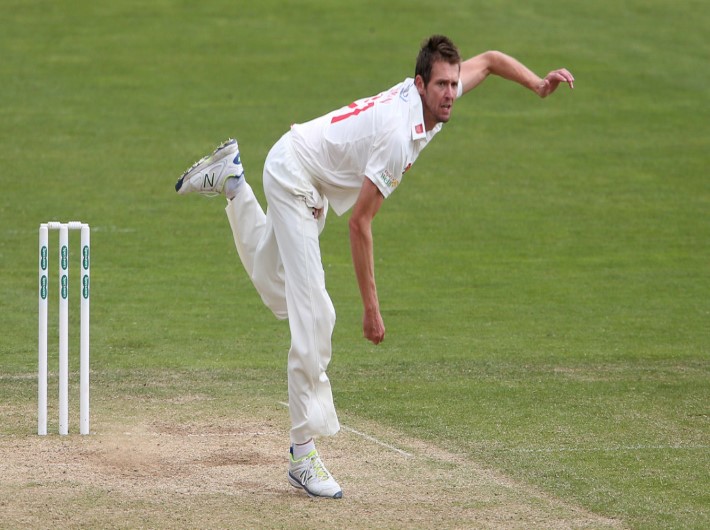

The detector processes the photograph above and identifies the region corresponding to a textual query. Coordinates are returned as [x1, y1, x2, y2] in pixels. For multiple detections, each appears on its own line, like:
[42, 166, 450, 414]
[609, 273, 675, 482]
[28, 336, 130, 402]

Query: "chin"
[438, 109, 452, 123]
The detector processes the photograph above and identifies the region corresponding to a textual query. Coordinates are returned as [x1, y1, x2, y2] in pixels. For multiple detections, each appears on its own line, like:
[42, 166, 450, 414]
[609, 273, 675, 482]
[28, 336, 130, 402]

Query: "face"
[416, 60, 460, 130]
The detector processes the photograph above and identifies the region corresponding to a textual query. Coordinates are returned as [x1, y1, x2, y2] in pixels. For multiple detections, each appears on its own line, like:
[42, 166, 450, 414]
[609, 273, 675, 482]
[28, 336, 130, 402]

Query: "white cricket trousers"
[225, 132, 340, 444]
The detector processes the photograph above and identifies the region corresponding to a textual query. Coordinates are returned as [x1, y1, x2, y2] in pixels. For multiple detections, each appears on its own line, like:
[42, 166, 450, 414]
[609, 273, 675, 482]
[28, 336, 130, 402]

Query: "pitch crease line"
[113, 432, 275, 438]
[277, 401, 413, 458]
[501, 444, 710, 454]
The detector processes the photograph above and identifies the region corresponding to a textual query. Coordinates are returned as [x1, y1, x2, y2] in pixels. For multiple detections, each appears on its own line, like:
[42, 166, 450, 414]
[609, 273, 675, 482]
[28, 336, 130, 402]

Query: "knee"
[251, 269, 288, 319]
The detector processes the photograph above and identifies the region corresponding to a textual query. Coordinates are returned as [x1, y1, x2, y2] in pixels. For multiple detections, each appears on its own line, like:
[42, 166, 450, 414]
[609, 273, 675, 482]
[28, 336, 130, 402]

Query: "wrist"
[530, 75, 544, 93]
[363, 301, 380, 315]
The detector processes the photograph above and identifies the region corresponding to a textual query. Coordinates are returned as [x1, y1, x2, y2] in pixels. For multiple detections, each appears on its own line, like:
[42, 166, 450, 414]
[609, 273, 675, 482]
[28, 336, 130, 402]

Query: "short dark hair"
[415, 35, 461, 86]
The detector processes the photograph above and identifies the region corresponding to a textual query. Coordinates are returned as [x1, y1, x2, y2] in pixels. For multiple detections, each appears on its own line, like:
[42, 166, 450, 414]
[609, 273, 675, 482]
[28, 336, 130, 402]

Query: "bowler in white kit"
[175, 35, 574, 499]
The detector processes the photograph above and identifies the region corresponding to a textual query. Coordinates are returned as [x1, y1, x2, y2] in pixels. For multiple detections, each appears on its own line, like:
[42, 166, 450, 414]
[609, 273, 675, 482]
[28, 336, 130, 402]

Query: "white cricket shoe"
[175, 139, 244, 196]
[288, 448, 343, 499]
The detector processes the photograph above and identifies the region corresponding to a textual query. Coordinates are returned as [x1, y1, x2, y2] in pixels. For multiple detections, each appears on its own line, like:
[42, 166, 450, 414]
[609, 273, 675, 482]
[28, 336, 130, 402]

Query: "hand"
[536, 68, 575, 98]
[312, 207, 324, 219]
[363, 308, 385, 345]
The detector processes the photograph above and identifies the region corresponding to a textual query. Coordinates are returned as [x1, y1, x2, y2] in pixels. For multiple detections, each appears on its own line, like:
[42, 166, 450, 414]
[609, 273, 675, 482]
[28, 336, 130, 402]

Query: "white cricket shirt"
[290, 78, 445, 216]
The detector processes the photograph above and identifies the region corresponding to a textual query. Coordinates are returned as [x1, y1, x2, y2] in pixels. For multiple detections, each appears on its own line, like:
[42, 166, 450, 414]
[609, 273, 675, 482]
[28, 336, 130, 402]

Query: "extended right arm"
[459, 50, 574, 97]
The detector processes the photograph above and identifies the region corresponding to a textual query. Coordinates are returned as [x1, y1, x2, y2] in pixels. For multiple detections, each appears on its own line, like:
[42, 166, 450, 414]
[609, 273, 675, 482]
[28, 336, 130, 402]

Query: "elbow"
[483, 50, 504, 66]
[349, 215, 371, 241]
[348, 216, 365, 238]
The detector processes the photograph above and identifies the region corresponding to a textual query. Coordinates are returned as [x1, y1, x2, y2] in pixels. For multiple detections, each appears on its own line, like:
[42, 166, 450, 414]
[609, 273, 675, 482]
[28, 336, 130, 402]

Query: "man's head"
[415, 35, 461, 130]
[415, 35, 461, 86]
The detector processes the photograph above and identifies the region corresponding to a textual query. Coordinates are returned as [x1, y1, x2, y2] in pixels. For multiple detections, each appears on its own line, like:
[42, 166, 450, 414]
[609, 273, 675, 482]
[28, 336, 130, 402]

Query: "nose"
[445, 83, 456, 99]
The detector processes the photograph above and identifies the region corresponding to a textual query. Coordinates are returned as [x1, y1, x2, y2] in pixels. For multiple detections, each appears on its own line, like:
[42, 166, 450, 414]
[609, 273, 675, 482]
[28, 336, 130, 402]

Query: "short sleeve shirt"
[290, 78, 443, 215]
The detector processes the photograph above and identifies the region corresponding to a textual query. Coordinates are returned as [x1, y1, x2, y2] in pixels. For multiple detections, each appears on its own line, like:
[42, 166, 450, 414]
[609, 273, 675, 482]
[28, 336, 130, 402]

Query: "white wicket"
[38, 222, 90, 435]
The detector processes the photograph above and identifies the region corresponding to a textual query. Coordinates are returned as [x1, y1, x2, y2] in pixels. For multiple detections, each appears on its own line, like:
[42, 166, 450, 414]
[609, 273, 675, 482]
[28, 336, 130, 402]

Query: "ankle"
[291, 438, 316, 459]
[224, 175, 245, 199]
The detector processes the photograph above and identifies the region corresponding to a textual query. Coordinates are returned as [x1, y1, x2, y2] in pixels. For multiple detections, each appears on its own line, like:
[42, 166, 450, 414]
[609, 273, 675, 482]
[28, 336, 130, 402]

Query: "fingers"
[366, 326, 385, 344]
[549, 68, 575, 89]
[363, 314, 385, 344]
[368, 334, 384, 345]
[537, 68, 575, 98]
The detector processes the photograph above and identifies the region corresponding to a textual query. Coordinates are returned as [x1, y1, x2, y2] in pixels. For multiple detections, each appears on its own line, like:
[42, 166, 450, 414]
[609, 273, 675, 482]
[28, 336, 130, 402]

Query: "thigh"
[262, 133, 334, 321]
[266, 176, 326, 294]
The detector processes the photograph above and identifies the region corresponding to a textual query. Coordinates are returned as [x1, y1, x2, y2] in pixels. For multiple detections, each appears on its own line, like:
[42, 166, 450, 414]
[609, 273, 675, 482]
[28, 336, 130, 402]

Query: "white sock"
[292, 439, 316, 459]
[224, 176, 245, 200]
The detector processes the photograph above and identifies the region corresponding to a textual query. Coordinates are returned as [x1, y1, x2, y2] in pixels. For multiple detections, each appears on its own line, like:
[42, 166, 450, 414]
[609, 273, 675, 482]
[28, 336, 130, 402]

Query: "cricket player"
[175, 35, 574, 499]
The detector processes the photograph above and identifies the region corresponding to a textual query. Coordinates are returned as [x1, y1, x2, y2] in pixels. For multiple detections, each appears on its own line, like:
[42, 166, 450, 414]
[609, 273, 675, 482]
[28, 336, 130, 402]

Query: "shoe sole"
[288, 472, 343, 499]
[175, 139, 239, 193]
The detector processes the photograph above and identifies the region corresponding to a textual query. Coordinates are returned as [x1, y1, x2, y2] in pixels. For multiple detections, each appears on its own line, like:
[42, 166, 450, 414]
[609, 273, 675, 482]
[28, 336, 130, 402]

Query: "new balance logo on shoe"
[175, 138, 241, 196]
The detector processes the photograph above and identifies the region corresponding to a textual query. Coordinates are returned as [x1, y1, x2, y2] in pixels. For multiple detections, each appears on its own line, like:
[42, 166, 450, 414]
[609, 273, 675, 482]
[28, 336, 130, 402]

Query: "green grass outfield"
[1, 0, 708, 528]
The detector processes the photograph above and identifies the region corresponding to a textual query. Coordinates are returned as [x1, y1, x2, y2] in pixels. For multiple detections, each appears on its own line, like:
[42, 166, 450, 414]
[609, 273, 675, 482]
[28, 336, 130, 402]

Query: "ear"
[415, 75, 426, 95]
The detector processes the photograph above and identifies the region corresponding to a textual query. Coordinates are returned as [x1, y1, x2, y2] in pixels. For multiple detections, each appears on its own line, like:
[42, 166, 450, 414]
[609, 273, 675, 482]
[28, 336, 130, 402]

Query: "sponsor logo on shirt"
[378, 169, 400, 189]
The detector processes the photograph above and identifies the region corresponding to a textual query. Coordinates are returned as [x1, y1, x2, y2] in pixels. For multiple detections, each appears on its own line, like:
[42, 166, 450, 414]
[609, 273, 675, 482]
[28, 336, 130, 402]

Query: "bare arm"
[459, 50, 574, 97]
[349, 178, 386, 345]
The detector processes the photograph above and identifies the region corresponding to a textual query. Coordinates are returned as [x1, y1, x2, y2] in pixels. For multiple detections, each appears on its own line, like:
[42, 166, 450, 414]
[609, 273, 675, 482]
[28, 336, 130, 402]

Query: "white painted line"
[494, 444, 710, 454]
[115, 432, 276, 437]
[340, 425, 413, 458]
[277, 401, 413, 458]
